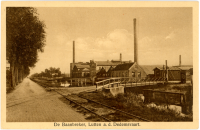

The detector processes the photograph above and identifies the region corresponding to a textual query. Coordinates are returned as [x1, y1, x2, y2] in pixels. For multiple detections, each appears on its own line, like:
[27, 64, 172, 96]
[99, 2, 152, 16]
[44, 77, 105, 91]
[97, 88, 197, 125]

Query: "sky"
[30, 7, 193, 75]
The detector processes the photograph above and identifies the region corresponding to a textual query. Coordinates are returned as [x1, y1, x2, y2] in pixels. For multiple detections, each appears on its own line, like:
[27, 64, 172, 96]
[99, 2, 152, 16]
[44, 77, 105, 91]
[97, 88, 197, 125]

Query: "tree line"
[7, 7, 46, 87]
[31, 67, 62, 78]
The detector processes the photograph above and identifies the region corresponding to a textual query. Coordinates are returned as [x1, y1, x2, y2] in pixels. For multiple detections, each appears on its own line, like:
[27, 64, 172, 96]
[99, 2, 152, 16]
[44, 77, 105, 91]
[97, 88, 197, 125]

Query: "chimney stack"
[120, 53, 122, 62]
[179, 55, 181, 66]
[133, 18, 138, 63]
[73, 41, 75, 63]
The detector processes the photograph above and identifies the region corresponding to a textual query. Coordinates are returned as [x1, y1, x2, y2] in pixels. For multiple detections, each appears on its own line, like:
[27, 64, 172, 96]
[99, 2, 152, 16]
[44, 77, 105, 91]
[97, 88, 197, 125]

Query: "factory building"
[111, 62, 146, 79]
[70, 58, 131, 78]
[70, 19, 193, 84]
[70, 41, 131, 79]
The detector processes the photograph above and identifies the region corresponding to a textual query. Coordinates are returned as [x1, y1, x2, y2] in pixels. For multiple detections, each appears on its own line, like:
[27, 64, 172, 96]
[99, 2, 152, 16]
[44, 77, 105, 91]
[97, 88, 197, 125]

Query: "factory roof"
[177, 66, 193, 70]
[152, 66, 181, 71]
[168, 67, 181, 70]
[95, 60, 131, 66]
[95, 61, 121, 66]
[172, 65, 193, 70]
[113, 63, 135, 71]
[75, 64, 90, 69]
[173, 65, 193, 67]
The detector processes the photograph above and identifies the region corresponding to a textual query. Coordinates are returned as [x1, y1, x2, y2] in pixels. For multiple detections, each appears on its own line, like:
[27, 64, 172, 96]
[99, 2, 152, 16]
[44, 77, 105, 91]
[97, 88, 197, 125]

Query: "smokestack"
[133, 18, 138, 63]
[179, 55, 181, 66]
[120, 53, 122, 62]
[73, 41, 75, 63]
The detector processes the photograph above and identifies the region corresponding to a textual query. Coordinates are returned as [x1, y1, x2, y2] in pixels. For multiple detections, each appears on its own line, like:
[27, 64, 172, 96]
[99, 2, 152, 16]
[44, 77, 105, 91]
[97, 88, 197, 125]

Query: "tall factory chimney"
[120, 53, 122, 62]
[73, 41, 75, 63]
[133, 18, 138, 63]
[179, 55, 181, 66]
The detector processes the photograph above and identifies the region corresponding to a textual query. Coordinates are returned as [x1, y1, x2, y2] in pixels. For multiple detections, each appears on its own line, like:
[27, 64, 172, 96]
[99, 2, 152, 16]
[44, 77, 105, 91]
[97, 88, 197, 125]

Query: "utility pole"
[163, 65, 165, 79]
[166, 60, 168, 82]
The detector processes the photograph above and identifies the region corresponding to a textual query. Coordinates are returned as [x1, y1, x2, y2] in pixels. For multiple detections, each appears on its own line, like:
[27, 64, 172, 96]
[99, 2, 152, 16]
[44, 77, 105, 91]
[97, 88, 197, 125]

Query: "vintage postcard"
[1, 1, 199, 129]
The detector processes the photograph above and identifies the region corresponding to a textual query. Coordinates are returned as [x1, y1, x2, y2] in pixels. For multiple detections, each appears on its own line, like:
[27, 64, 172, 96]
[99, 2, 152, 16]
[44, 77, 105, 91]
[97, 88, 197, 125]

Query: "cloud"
[30, 29, 135, 74]
[76, 29, 133, 53]
[71, 29, 135, 61]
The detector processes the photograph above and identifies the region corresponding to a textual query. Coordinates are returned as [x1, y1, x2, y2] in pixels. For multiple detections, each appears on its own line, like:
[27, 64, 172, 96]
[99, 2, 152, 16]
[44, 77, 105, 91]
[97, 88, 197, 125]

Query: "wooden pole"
[166, 60, 168, 82]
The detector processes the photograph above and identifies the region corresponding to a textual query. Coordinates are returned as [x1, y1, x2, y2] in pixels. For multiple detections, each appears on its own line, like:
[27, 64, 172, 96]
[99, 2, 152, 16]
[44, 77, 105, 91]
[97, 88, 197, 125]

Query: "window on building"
[132, 72, 135, 77]
[138, 72, 141, 78]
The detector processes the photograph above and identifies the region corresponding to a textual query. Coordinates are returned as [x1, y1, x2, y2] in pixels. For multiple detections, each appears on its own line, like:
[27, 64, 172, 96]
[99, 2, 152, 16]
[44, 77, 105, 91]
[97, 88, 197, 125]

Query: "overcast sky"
[30, 7, 193, 74]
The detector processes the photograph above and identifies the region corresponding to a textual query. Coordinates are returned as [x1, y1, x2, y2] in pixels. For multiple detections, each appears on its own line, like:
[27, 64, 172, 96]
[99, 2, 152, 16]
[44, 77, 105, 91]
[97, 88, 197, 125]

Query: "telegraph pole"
[165, 60, 168, 82]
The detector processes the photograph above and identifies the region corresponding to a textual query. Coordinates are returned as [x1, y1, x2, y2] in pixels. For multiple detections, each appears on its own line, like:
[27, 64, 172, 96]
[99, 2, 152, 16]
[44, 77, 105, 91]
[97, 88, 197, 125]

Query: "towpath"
[6, 78, 92, 122]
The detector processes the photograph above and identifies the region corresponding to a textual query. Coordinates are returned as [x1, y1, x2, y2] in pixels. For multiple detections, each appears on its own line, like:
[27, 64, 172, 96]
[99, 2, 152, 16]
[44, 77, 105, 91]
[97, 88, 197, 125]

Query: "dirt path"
[6, 78, 89, 122]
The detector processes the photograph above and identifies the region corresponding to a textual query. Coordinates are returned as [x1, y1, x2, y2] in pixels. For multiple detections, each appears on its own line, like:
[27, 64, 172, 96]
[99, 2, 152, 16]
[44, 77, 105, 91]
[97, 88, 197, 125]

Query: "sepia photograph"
[1, 1, 199, 129]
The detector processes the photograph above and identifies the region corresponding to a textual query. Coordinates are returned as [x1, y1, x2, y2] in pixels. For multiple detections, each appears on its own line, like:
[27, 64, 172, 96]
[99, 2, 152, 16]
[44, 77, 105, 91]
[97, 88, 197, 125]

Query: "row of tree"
[7, 7, 46, 87]
[31, 67, 62, 78]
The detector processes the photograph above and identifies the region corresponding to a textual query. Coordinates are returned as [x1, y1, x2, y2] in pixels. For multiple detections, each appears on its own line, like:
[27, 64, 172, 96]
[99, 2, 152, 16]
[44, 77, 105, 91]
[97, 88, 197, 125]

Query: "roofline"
[138, 65, 148, 75]
[128, 62, 136, 70]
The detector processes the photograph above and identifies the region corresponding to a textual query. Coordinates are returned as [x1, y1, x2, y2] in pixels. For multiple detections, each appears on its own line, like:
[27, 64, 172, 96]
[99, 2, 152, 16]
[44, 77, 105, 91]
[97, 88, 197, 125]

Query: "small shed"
[167, 67, 181, 81]
[177, 66, 193, 83]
